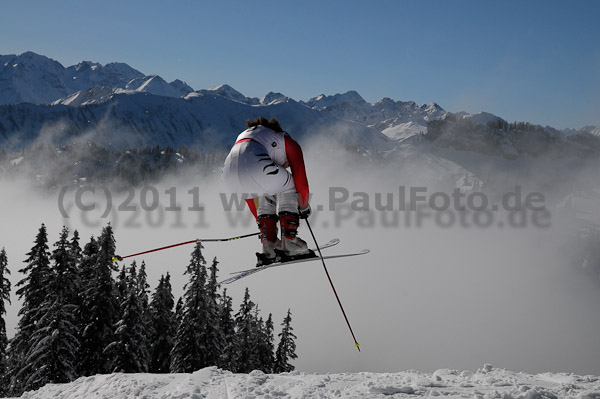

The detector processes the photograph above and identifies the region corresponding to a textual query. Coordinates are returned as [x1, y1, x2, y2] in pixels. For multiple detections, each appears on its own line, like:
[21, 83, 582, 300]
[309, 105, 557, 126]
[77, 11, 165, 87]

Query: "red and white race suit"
[222, 125, 309, 216]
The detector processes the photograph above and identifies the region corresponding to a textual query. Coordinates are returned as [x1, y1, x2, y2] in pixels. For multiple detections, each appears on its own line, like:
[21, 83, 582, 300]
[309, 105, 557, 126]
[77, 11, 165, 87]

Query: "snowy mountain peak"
[100, 62, 144, 79]
[63, 60, 144, 90]
[3, 51, 64, 75]
[19, 50, 40, 58]
[170, 79, 194, 95]
[125, 74, 188, 97]
[131, 75, 194, 97]
[304, 90, 366, 110]
[73, 60, 102, 72]
[374, 97, 396, 106]
[0, 52, 69, 104]
[14, 51, 62, 66]
[53, 73, 194, 105]
[421, 102, 443, 113]
[195, 84, 272, 105]
[0, 51, 196, 104]
[261, 91, 287, 105]
[211, 83, 235, 91]
[204, 84, 247, 102]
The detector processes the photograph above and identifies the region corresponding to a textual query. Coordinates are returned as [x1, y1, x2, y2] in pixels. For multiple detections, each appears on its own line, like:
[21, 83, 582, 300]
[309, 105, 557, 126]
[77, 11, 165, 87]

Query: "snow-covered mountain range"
[0, 51, 192, 105]
[1, 51, 598, 155]
[0, 87, 393, 152]
[0, 52, 393, 151]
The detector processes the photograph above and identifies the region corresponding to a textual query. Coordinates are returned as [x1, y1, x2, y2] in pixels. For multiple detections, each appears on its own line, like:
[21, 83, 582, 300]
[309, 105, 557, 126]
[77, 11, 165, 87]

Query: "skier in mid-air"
[222, 117, 313, 266]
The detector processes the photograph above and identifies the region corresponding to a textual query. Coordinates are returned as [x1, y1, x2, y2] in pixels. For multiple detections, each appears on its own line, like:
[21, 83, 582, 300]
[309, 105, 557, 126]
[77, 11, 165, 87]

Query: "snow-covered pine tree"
[203, 257, 222, 367]
[68, 230, 84, 336]
[174, 296, 183, 326]
[0, 248, 11, 396]
[257, 313, 275, 373]
[7, 224, 52, 395]
[137, 261, 154, 348]
[138, 261, 150, 306]
[69, 230, 82, 268]
[116, 264, 128, 304]
[74, 235, 98, 375]
[19, 226, 81, 391]
[50, 226, 81, 305]
[170, 242, 208, 373]
[149, 273, 175, 373]
[77, 224, 119, 376]
[274, 309, 297, 373]
[78, 236, 98, 284]
[234, 288, 260, 373]
[218, 288, 236, 371]
[105, 262, 150, 373]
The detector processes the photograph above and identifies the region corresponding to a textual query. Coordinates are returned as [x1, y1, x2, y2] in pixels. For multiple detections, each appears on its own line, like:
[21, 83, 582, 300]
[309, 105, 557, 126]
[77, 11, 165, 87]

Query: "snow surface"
[381, 121, 426, 141]
[10, 365, 600, 399]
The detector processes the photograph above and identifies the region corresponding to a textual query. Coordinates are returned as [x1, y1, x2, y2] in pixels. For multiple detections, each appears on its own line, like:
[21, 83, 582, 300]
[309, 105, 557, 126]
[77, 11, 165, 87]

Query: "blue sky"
[1, 0, 599, 129]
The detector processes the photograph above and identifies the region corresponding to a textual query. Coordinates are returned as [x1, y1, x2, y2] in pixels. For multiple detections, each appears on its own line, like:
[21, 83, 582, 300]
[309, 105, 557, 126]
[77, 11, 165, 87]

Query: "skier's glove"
[299, 204, 311, 219]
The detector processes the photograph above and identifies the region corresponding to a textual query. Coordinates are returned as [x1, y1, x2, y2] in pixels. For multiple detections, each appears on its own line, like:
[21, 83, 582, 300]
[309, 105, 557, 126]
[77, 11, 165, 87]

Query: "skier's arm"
[284, 134, 310, 209]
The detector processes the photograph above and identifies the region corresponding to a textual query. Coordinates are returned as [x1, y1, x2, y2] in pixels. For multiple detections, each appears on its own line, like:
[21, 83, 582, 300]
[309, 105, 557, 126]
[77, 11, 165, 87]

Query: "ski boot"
[256, 214, 281, 267]
[275, 212, 316, 262]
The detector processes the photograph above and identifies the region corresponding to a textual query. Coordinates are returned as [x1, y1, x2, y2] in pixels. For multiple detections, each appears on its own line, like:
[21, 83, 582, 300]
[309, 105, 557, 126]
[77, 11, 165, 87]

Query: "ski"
[219, 248, 369, 285]
[230, 238, 340, 274]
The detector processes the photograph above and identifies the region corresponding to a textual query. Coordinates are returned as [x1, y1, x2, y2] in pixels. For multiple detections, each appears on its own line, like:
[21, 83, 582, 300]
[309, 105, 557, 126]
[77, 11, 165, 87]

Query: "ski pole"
[305, 219, 361, 352]
[111, 232, 260, 263]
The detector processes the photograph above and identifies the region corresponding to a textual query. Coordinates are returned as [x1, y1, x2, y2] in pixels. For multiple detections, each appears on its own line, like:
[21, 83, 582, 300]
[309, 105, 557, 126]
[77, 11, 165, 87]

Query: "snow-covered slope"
[51, 87, 129, 106]
[11, 365, 600, 399]
[381, 121, 426, 141]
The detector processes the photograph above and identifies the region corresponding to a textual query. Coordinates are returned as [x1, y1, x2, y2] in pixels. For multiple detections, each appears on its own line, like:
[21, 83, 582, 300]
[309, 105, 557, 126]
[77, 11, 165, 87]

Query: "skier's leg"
[277, 189, 312, 257]
[256, 194, 281, 265]
[256, 212, 279, 265]
[277, 189, 299, 214]
[278, 211, 313, 258]
[257, 194, 277, 216]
